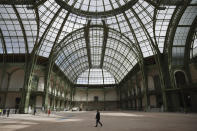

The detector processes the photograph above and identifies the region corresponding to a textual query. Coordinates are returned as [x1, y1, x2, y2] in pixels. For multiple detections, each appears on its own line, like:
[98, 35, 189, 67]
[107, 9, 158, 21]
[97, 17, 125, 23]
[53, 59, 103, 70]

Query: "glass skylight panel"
[104, 56, 123, 78]
[179, 6, 197, 25]
[15, 5, 37, 52]
[62, 0, 133, 15]
[106, 66, 119, 80]
[174, 6, 197, 48]
[89, 27, 103, 66]
[0, 40, 3, 53]
[174, 27, 190, 46]
[77, 77, 88, 84]
[0, 5, 28, 54]
[155, 6, 175, 53]
[39, 0, 59, 37]
[132, 19, 153, 56]
[172, 47, 185, 65]
[58, 14, 87, 43]
[76, 68, 115, 85]
[172, 5, 197, 65]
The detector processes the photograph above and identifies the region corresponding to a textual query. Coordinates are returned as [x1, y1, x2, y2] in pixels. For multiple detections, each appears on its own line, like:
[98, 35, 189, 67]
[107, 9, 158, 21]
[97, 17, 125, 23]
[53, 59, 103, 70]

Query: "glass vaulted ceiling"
[0, 0, 179, 84]
[57, 0, 136, 13]
[54, 25, 138, 83]
[55, 0, 138, 17]
[77, 68, 116, 85]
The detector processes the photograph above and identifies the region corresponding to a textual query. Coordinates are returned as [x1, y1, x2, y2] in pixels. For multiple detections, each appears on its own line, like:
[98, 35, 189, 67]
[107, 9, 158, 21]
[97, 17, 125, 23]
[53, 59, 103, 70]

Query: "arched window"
[175, 71, 187, 88]
[148, 76, 155, 90]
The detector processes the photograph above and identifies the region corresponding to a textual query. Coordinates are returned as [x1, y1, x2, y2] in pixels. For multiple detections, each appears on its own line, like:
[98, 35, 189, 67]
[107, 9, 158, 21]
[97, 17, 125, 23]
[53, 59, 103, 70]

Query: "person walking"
[0, 108, 2, 116]
[7, 108, 10, 117]
[33, 108, 36, 115]
[48, 108, 51, 116]
[95, 109, 103, 127]
[3, 109, 6, 116]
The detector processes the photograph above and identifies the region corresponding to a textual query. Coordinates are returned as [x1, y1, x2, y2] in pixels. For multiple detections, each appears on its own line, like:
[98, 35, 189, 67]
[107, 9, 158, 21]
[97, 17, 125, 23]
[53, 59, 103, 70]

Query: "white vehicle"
[72, 107, 79, 111]
[64, 107, 70, 111]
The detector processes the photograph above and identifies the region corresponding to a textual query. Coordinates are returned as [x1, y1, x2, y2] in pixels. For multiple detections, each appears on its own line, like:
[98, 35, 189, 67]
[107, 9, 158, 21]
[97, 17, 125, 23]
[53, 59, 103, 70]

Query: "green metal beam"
[44, 11, 71, 110]
[34, 7, 40, 49]
[145, 0, 185, 6]
[165, 1, 190, 92]
[21, 7, 63, 113]
[131, 8, 161, 55]
[0, 28, 7, 63]
[12, 5, 32, 113]
[32, 8, 63, 54]
[84, 20, 92, 68]
[33, 0, 47, 8]
[0, 28, 7, 54]
[144, 0, 166, 10]
[130, 8, 169, 111]
[12, 5, 29, 54]
[49, 12, 70, 58]
[100, 20, 109, 68]
[122, 11, 149, 111]
[0, 0, 36, 4]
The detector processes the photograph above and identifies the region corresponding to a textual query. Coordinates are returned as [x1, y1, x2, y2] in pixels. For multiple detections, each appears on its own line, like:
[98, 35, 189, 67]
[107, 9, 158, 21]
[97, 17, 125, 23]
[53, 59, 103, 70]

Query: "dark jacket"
[96, 112, 100, 120]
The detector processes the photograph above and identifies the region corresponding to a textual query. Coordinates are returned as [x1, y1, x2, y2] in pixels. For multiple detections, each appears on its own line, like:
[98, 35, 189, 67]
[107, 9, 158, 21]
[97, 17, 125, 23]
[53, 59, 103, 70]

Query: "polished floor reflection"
[0, 111, 197, 131]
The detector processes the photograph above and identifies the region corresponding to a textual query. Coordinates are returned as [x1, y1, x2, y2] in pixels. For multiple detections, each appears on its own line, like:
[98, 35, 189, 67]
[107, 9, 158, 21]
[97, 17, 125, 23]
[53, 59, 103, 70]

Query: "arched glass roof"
[0, 0, 196, 85]
[55, 0, 138, 17]
[0, 5, 37, 54]
[54, 25, 138, 83]
[171, 4, 197, 65]
[77, 68, 116, 85]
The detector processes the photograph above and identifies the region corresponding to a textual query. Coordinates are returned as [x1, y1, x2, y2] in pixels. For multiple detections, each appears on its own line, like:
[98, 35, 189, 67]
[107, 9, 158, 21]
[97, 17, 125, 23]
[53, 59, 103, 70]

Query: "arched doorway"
[175, 71, 187, 88]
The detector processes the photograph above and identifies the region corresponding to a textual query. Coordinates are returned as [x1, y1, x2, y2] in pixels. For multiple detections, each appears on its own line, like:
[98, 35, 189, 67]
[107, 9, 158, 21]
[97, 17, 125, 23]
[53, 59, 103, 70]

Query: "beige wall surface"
[150, 95, 156, 107]
[5, 93, 21, 108]
[148, 76, 154, 90]
[9, 69, 24, 89]
[36, 96, 43, 108]
[38, 76, 45, 91]
[74, 89, 118, 102]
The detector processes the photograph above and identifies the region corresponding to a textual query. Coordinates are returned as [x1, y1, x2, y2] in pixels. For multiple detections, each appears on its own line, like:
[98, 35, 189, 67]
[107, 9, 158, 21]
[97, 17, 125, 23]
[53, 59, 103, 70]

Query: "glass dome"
[55, 0, 138, 17]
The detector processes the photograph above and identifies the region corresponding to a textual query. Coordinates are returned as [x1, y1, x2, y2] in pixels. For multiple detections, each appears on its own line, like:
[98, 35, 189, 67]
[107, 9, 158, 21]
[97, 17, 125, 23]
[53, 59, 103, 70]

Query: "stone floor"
[0, 111, 197, 131]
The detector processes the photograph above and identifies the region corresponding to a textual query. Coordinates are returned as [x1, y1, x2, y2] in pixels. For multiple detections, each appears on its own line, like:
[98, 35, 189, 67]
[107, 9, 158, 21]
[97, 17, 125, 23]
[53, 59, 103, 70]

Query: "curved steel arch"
[57, 45, 134, 82]
[55, 25, 140, 54]
[59, 47, 133, 78]
[55, 34, 136, 61]
[59, 53, 88, 69]
[53, 24, 140, 83]
[105, 47, 134, 65]
[104, 54, 130, 73]
[64, 54, 127, 83]
[65, 61, 89, 81]
[103, 61, 124, 82]
[56, 36, 137, 68]
[55, 0, 138, 18]
[58, 47, 132, 82]
[57, 47, 88, 68]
